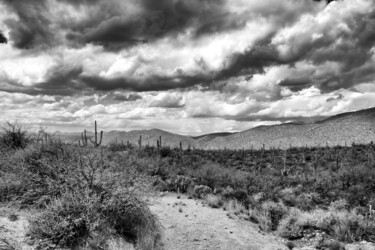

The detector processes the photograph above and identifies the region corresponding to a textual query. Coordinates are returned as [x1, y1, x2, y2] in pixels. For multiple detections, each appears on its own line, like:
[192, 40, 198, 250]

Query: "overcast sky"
[0, 0, 375, 135]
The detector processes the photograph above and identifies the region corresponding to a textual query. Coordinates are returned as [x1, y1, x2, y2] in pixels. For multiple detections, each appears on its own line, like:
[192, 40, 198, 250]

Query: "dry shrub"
[205, 194, 223, 208]
[278, 208, 308, 240]
[278, 206, 375, 243]
[28, 190, 161, 249]
[250, 201, 288, 232]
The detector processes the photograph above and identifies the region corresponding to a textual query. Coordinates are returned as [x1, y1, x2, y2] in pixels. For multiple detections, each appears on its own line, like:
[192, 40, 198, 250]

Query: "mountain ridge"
[58, 106, 375, 149]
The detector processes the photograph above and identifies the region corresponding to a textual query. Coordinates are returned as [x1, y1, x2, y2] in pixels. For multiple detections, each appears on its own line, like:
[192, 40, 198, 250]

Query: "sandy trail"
[149, 193, 287, 250]
[0, 210, 33, 250]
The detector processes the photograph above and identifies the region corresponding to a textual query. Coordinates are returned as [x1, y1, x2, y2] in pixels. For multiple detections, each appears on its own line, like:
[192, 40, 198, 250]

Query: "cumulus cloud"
[1, 0, 375, 134]
[149, 92, 185, 108]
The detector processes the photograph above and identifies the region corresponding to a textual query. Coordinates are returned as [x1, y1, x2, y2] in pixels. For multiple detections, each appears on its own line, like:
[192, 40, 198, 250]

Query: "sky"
[1, 0, 375, 135]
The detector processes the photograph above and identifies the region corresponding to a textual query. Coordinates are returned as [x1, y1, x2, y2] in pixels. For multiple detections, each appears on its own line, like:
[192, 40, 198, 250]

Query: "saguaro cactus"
[138, 135, 142, 148]
[81, 129, 88, 146]
[157, 139, 161, 156]
[89, 120, 103, 147]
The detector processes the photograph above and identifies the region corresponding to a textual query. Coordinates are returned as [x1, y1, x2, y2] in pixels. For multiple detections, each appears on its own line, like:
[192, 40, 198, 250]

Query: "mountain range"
[57, 107, 375, 149]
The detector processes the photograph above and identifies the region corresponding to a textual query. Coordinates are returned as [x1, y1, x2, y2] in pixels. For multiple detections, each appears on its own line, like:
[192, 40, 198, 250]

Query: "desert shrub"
[263, 201, 288, 231]
[1, 122, 31, 149]
[316, 239, 345, 250]
[329, 199, 349, 211]
[316, 209, 375, 243]
[252, 201, 288, 232]
[279, 187, 299, 207]
[189, 163, 233, 188]
[278, 209, 307, 240]
[277, 207, 375, 243]
[160, 147, 174, 158]
[205, 194, 223, 208]
[29, 190, 160, 249]
[295, 192, 323, 211]
[193, 185, 212, 198]
[108, 141, 130, 152]
[285, 241, 296, 250]
[222, 188, 250, 208]
[223, 199, 246, 214]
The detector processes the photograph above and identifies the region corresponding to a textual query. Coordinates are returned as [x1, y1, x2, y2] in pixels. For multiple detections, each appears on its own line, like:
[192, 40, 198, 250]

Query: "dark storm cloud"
[0, 32, 7, 43]
[34, 67, 84, 95]
[2, 0, 241, 50]
[79, 74, 210, 92]
[0, 66, 84, 96]
[216, 44, 283, 79]
[279, 77, 312, 91]
[2, 0, 375, 97]
[75, 0, 236, 50]
[2, 0, 319, 51]
[2, 0, 56, 49]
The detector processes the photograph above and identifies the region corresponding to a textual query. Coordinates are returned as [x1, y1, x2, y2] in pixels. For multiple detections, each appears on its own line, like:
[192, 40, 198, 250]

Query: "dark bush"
[160, 146, 174, 158]
[1, 122, 30, 149]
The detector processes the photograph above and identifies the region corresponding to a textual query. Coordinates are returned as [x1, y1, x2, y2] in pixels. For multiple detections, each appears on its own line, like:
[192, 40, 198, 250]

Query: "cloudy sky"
[0, 0, 375, 135]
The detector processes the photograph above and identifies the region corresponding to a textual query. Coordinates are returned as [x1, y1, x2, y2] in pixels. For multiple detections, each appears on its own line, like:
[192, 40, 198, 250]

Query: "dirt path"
[0, 209, 33, 250]
[149, 193, 288, 250]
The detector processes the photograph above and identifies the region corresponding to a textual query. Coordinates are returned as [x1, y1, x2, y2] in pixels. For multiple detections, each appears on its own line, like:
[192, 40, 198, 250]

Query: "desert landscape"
[2, 107, 375, 249]
[2, 0, 375, 249]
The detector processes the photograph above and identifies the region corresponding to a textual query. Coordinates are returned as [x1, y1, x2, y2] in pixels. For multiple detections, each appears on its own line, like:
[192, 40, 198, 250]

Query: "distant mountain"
[58, 128, 197, 149]
[103, 129, 197, 149]
[57, 107, 375, 149]
[193, 132, 235, 144]
[202, 107, 375, 149]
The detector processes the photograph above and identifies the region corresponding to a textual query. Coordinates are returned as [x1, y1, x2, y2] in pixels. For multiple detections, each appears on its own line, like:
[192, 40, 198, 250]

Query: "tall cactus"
[81, 129, 88, 146]
[157, 139, 161, 156]
[138, 135, 142, 148]
[88, 120, 103, 147]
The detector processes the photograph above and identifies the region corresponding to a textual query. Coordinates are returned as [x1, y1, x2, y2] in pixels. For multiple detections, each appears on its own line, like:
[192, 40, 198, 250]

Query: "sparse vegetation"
[2, 121, 375, 248]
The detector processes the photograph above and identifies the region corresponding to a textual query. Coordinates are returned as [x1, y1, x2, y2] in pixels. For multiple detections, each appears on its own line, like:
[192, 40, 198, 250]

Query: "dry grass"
[205, 194, 223, 208]
[106, 237, 136, 250]
[278, 206, 375, 243]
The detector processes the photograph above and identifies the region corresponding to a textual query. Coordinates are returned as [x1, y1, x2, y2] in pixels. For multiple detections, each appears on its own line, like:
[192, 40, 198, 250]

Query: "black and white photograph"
[1, 0, 375, 249]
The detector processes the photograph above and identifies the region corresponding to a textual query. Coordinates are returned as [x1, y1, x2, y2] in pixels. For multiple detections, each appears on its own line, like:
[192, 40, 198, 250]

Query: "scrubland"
[1, 122, 375, 249]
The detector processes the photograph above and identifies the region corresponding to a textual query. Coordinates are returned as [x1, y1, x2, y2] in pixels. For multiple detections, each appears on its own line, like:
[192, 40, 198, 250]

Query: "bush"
[278, 209, 306, 240]
[222, 188, 250, 208]
[1, 122, 30, 149]
[160, 147, 174, 158]
[278, 207, 375, 243]
[29, 191, 161, 249]
[205, 194, 223, 208]
[262, 201, 288, 231]
[252, 201, 288, 232]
